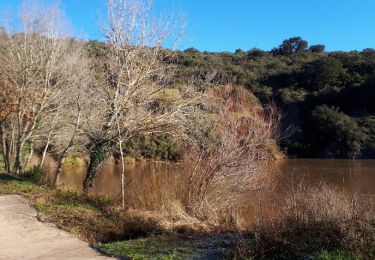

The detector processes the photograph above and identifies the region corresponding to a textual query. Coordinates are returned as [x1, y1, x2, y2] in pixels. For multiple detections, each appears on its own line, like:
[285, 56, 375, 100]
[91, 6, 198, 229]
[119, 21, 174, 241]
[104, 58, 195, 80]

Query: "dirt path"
[0, 195, 112, 259]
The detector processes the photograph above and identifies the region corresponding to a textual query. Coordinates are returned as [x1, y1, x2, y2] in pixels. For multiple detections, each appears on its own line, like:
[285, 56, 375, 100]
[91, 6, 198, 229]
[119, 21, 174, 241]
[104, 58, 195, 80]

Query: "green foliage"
[273, 36, 308, 55]
[21, 139, 33, 164]
[309, 105, 367, 157]
[309, 44, 326, 53]
[82, 37, 375, 158]
[252, 85, 273, 102]
[183, 47, 199, 53]
[124, 134, 181, 161]
[301, 57, 345, 91]
[277, 87, 307, 103]
[63, 156, 87, 165]
[86, 140, 113, 187]
[165, 37, 375, 158]
[25, 166, 46, 185]
[315, 250, 360, 260]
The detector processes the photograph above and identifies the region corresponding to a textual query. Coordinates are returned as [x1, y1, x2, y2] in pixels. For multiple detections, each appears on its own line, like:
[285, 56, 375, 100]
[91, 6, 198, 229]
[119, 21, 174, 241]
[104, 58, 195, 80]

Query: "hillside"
[168, 38, 375, 158]
[86, 37, 375, 158]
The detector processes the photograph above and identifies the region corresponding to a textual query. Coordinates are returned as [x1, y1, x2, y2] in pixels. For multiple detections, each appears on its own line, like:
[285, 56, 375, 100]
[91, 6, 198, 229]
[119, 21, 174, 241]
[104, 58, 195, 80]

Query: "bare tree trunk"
[119, 140, 126, 210]
[53, 108, 81, 187]
[9, 127, 15, 172]
[14, 141, 23, 175]
[116, 116, 126, 210]
[40, 107, 60, 168]
[83, 142, 113, 192]
[0, 123, 9, 173]
[53, 154, 66, 187]
[23, 142, 33, 171]
[40, 136, 51, 167]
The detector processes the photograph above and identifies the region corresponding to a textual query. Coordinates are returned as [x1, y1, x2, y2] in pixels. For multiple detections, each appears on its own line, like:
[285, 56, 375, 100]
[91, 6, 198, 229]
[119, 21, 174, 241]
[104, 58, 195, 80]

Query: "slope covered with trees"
[165, 37, 375, 158]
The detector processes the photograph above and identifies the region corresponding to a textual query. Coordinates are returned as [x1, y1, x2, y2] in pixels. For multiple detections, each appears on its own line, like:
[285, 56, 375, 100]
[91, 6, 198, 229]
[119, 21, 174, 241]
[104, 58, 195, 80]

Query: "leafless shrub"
[184, 85, 280, 224]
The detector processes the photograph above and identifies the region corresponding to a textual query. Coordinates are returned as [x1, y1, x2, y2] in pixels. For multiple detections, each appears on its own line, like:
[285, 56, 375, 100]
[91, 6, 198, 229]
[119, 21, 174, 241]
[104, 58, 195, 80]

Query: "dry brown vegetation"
[234, 184, 375, 259]
[182, 85, 279, 224]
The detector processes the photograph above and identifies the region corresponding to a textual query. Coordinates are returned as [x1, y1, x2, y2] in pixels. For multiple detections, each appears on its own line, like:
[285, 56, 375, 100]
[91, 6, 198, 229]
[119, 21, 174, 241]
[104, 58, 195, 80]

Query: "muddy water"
[239, 159, 375, 224]
[46, 159, 375, 195]
[43, 158, 186, 196]
[275, 159, 375, 194]
[41, 158, 375, 225]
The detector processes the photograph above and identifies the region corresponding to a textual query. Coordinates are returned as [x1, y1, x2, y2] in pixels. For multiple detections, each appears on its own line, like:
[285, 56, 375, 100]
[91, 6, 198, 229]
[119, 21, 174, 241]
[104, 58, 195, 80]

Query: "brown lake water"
[44, 159, 375, 195]
[41, 158, 375, 225]
[275, 159, 375, 195]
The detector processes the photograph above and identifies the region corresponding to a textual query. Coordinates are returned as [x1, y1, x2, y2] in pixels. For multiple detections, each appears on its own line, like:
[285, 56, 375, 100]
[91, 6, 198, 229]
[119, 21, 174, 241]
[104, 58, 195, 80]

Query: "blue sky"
[1, 0, 375, 52]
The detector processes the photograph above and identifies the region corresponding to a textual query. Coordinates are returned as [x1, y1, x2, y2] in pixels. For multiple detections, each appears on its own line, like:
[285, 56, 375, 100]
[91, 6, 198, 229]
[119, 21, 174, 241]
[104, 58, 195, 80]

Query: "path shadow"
[0, 174, 20, 181]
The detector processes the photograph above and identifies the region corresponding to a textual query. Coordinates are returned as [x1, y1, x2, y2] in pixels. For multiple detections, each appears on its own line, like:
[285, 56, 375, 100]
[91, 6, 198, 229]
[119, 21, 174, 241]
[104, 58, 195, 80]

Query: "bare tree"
[0, 1, 87, 175]
[80, 0, 196, 196]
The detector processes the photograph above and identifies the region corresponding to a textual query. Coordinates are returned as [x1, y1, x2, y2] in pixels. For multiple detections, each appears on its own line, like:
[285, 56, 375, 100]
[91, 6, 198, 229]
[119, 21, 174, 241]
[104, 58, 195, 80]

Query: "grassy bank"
[0, 174, 236, 259]
[0, 174, 167, 243]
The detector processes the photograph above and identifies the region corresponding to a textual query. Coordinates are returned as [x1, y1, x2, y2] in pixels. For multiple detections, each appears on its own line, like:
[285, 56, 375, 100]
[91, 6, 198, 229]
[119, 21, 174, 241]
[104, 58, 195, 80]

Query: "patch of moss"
[94, 238, 196, 260]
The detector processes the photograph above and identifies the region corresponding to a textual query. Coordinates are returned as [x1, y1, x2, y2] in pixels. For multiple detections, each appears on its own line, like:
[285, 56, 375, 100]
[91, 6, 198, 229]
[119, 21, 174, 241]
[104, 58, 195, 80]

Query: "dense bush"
[123, 134, 181, 161]
[309, 105, 367, 158]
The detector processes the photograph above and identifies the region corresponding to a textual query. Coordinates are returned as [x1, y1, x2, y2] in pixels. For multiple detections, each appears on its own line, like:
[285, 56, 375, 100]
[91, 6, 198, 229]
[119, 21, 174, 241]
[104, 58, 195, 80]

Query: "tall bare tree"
[0, 1, 87, 175]
[81, 0, 196, 196]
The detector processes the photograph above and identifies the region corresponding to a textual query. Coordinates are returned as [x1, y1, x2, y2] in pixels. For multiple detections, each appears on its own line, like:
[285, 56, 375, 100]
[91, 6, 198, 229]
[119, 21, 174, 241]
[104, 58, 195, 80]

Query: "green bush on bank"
[123, 134, 181, 161]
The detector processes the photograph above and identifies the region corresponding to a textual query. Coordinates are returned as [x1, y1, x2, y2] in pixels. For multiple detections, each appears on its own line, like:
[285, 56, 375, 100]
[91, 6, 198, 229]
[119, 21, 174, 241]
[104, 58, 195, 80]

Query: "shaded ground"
[0, 195, 111, 259]
[94, 233, 247, 259]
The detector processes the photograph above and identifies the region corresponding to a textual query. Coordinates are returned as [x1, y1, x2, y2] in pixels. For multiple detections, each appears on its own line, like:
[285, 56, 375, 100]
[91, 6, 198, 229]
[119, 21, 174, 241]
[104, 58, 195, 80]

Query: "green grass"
[0, 153, 4, 172]
[94, 238, 196, 260]
[315, 250, 361, 260]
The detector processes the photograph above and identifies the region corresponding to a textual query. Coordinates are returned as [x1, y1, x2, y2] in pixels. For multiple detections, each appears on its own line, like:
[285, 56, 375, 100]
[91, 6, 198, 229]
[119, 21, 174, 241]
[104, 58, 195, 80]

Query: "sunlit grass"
[94, 238, 196, 260]
[0, 154, 4, 172]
